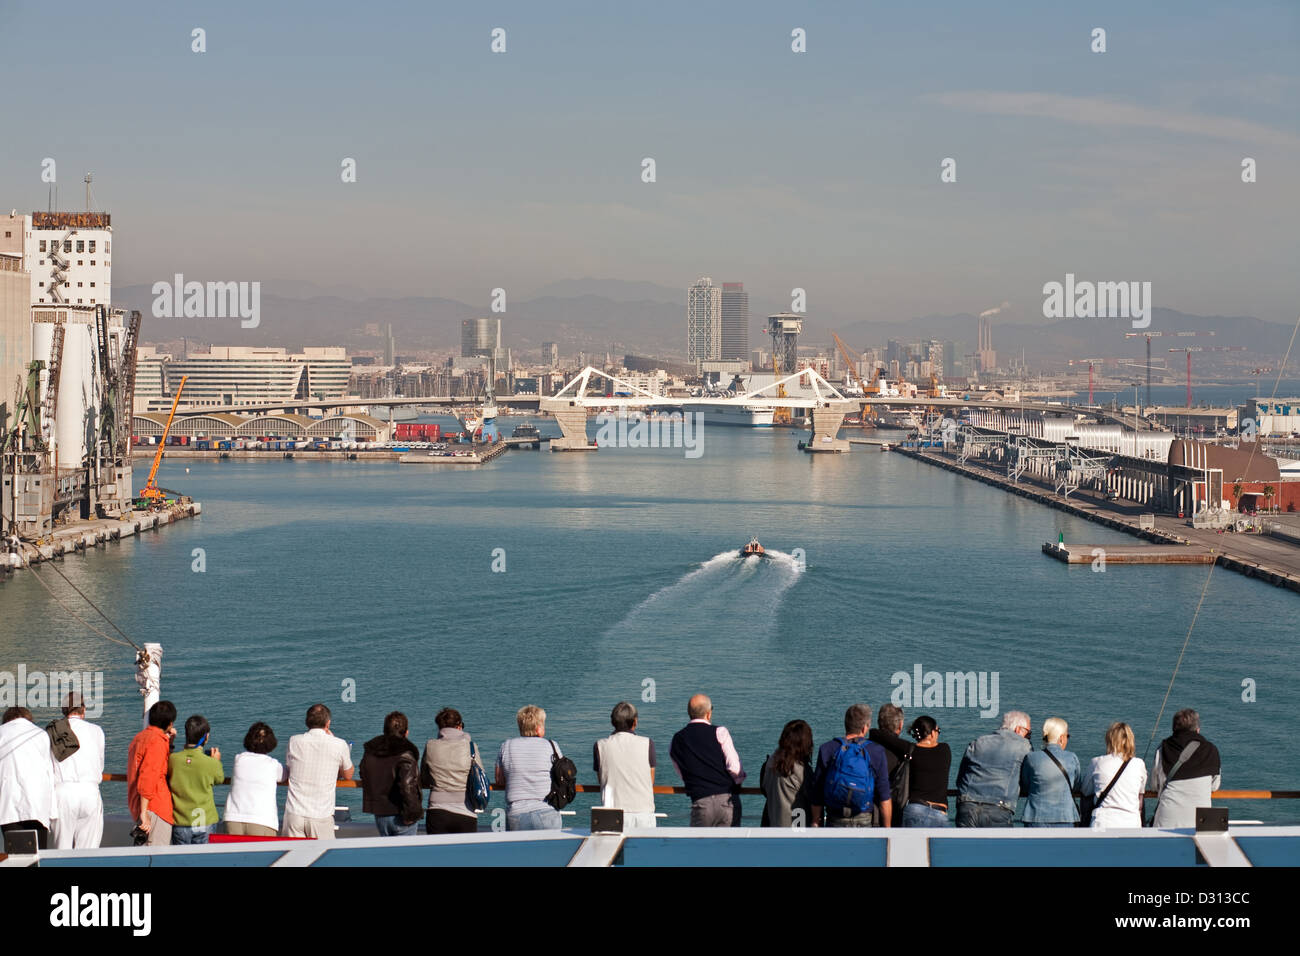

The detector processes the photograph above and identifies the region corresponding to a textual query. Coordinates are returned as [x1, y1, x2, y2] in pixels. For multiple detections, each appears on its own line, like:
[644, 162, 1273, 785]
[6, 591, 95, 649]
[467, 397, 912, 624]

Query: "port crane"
[1124, 330, 1214, 409]
[1168, 346, 1246, 408]
[1065, 358, 1128, 405]
[138, 375, 187, 506]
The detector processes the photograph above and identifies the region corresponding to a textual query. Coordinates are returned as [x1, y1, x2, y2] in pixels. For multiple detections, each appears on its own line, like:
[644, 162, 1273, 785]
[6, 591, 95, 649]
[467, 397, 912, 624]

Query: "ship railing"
[98, 774, 1300, 801]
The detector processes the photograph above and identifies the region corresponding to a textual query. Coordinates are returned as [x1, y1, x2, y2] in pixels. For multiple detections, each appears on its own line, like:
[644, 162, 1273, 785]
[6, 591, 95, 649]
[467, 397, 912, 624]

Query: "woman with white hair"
[1018, 717, 1081, 827]
[1085, 722, 1147, 829]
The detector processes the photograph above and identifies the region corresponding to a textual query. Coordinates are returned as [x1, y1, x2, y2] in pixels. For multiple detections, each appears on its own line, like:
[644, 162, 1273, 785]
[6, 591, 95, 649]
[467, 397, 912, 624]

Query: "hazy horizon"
[2, 1, 1297, 328]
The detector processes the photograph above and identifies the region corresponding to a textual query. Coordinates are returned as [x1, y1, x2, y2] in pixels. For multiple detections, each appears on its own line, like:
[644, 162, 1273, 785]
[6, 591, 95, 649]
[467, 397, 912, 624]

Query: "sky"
[1, 0, 1296, 326]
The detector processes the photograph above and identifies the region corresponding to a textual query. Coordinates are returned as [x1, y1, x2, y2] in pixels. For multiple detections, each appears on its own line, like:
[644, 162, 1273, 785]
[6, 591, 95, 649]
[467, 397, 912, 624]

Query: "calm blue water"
[2, 418, 1297, 825]
[1071, 380, 1300, 410]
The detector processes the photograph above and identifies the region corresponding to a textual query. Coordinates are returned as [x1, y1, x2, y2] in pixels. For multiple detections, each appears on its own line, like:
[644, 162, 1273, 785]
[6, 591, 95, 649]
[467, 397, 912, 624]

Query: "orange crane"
[139, 375, 187, 505]
[771, 352, 791, 425]
[831, 333, 865, 391]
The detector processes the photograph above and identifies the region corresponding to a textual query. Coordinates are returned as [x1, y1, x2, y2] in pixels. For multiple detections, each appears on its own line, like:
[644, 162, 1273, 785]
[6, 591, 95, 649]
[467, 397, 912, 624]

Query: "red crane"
[1124, 330, 1215, 408]
[1167, 346, 1246, 408]
[1066, 358, 1125, 405]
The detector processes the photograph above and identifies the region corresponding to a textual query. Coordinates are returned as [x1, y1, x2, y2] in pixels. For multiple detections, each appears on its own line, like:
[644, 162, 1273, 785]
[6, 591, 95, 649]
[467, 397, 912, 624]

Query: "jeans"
[375, 815, 419, 837]
[903, 802, 951, 828]
[171, 824, 213, 844]
[956, 801, 1014, 828]
[507, 807, 562, 831]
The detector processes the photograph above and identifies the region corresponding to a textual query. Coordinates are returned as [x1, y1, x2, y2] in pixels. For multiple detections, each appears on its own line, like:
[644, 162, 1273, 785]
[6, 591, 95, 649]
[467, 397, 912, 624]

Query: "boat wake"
[565, 551, 805, 723]
[603, 549, 803, 639]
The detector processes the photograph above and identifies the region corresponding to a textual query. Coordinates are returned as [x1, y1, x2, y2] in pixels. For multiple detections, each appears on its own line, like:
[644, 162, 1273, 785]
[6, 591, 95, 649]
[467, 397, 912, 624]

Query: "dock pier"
[896, 446, 1300, 593]
[2, 500, 202, 575]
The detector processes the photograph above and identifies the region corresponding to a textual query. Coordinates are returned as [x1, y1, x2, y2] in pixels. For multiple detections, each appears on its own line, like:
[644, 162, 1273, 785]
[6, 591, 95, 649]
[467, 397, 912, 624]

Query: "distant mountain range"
[117, 279, 1295, 371]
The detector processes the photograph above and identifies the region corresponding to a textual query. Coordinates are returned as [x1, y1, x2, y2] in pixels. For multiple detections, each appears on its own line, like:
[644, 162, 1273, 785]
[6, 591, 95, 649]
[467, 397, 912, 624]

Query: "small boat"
[739, 537, 767, 558]
[512, 423, 541, 439]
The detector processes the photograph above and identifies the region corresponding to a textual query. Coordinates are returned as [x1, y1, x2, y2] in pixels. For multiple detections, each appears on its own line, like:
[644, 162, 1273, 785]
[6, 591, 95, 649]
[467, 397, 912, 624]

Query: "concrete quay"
[1042, 542, 1215, 565]
[1, 500, 202, 574]
[897, 446, 1300, 593]
[399, 441, 512, 465]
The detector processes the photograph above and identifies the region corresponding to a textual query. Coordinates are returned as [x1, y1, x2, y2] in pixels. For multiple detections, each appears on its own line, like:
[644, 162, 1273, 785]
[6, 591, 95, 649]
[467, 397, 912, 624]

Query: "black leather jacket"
[360, 734, 422, 824]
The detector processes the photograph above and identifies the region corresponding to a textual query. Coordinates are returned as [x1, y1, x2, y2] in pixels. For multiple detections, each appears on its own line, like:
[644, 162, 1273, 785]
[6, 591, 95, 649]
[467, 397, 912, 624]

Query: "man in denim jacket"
[955, 711, 1031, 827]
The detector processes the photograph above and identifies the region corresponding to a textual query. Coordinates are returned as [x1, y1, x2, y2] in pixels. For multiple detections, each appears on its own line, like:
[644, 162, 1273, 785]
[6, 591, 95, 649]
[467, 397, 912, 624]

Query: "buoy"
[185, 467, 190, 474]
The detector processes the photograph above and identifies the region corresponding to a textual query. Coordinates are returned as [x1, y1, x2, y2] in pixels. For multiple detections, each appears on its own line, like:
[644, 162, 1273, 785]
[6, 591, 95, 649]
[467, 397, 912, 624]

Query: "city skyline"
[0, 1, 1296, 328]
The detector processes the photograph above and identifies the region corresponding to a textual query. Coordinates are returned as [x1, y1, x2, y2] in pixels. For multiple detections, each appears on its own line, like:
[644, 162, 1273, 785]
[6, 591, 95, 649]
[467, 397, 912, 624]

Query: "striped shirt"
[496, 737, 562, 815]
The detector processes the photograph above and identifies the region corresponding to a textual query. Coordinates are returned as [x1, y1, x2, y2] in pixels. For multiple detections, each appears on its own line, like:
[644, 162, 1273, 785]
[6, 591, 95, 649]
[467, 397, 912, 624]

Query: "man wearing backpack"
[810, 704, 892, 827]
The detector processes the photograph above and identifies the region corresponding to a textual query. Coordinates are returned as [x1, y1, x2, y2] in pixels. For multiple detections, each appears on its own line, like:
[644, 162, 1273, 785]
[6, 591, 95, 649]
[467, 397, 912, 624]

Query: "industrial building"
[2, 201, 145, 540]
[22, 211, 113, 307]
[130, 411, 391, 443]
[0, 232, 29, 436]
[1241, 397, 1300, 437]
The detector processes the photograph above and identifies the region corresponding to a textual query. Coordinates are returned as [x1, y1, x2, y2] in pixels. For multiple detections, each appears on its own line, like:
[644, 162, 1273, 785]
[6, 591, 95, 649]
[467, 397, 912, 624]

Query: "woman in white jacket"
[1085, 722, 1147, 829]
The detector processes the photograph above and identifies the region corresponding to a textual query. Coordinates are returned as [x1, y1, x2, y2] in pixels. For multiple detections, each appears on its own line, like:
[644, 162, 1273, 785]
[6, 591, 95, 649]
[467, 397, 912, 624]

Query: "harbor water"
[2, 418, 1297, 825]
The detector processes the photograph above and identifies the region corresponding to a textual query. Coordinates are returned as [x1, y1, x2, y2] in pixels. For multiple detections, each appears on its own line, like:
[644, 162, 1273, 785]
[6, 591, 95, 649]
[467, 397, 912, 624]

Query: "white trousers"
[51, 783, 104, 849]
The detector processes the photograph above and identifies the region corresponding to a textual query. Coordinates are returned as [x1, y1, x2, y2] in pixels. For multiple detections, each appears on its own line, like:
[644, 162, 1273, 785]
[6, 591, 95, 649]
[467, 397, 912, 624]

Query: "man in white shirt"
[282, 703, 353, 839]
[0, 706, 57, 849]
[50, 692, 106, 849]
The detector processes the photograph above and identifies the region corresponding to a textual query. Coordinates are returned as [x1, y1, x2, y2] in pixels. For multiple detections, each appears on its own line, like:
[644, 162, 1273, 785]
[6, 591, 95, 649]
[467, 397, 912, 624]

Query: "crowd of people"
[0, 691, 1224, 847]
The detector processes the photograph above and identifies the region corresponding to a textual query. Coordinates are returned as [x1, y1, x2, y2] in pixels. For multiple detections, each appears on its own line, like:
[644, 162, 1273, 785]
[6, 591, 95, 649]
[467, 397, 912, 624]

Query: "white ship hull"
[691, 402, 776, 427]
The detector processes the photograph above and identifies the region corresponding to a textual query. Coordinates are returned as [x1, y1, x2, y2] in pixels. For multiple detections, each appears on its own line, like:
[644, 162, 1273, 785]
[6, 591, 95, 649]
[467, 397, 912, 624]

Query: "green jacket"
[168, 747, 225, 828]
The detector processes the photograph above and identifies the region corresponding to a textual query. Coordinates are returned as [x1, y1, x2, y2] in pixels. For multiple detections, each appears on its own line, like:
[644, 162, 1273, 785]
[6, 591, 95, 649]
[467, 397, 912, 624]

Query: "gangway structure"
[1053, 441, 1111, 498]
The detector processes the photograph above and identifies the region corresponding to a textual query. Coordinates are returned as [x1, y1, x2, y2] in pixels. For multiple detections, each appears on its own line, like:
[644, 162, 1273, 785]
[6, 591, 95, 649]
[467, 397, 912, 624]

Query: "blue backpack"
[824, 737, 875, 814]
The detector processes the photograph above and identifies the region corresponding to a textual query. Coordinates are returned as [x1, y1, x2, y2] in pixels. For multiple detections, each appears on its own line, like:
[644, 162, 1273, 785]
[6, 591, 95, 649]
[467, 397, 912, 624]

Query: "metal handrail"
[97, 774, 1299, 800]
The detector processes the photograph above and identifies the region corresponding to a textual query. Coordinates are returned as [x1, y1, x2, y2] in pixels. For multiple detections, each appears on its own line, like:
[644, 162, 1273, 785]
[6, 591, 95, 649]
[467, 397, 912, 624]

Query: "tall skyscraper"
[541, 341, 559, 367]
[687, 277, 721, 363]
[384, 323, 395, 366]
[720, 282, 749, 361]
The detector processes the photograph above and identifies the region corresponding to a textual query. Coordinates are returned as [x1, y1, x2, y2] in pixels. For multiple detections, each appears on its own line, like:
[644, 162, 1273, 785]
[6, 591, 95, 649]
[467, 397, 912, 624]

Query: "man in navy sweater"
[670, 694, 746, 827]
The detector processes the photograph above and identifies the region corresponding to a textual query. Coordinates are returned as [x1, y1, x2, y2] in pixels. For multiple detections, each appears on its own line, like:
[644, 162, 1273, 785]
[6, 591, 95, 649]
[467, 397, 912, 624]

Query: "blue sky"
[1, 0, 1296, 324]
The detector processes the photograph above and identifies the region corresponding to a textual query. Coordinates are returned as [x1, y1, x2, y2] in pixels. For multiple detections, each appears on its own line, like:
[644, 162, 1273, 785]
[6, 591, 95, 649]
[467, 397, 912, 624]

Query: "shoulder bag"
[1079, 757, 1131, 827]
[465, 739, 491, 813]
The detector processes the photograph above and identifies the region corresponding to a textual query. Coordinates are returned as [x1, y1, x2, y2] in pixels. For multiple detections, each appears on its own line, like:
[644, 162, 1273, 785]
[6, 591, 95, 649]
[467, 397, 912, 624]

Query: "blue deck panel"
[42, 850, 286, 867]
[311, 838, 583, 867]
[618, 836, 890, 867]
[929, 837, 1199, 867]
[1233, 836, 1300, 867]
